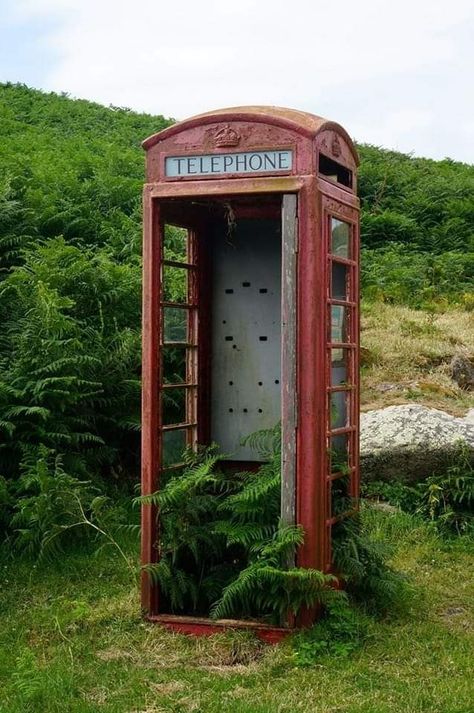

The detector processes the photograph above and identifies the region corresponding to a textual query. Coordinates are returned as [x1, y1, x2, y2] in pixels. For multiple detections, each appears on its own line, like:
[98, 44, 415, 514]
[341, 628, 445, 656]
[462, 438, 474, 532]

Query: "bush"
[363, 447, 474, 535]
[417, 447, 474, 534]
[361, 244, 474, 307]
[9, 446, 111, 558]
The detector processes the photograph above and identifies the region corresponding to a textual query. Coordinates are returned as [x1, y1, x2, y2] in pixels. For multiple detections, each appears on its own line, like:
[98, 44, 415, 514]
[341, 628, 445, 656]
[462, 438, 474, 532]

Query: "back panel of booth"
[210, 218, 282, 461]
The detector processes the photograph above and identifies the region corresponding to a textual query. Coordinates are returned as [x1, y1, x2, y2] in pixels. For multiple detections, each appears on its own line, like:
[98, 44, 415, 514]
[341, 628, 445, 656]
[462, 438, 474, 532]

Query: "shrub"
[416, 446, 474, 534]
[293, 596, 370, 665]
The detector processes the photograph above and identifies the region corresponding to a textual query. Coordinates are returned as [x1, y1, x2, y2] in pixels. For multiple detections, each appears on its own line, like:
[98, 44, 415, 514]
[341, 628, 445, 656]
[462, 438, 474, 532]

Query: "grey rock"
[360, 404, 474, 482]
[465, 408, 474, 424]
[450, 354, 474, 390]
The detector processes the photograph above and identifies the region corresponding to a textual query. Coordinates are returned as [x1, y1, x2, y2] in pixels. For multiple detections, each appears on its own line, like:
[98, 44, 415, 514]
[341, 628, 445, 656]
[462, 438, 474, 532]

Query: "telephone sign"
[165, 149, 293, 177]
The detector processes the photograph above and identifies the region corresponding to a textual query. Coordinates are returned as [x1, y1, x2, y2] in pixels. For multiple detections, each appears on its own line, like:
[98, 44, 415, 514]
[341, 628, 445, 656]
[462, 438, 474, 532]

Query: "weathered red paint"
[147, 615, 291, 644]
[141, 106, 360, 640]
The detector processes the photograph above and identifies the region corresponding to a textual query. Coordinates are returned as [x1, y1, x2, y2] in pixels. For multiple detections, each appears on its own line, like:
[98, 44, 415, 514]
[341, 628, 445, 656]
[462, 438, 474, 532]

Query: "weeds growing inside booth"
[139, 426, 408, 622]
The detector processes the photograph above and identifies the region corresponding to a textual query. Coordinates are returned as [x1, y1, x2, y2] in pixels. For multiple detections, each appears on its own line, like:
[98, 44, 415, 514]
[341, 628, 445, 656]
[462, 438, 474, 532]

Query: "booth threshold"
[146, 613, 293, 644]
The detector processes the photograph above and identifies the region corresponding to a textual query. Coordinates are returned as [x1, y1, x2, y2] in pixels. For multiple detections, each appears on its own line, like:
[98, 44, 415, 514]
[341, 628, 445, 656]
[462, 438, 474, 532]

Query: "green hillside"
[0, 82, 473, 534]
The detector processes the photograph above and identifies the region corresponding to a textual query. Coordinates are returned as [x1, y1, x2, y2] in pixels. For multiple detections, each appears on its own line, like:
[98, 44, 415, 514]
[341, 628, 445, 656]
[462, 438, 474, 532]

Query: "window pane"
[164, 225, 188, 262]
[331, 305, 349, 343]
[331, 348, 349, 386]
[330, 434, 350, 475]
[331, 391, 349, 430]
[331, 475, 352, 516]
[162, 429, 187, 467]
[331, 262, 348, 300]
[162, 388, 186, 425]
[163, 307, 187, 343]
[331, 219, 350, 258]
[163, 346, 187, 384]
[163, 265, 187, 302]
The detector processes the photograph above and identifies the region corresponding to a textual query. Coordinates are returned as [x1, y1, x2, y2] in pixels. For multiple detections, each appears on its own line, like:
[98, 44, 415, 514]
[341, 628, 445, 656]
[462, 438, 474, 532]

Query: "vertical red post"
[296, 178, 329, 628]
[141, 188, 161, 614]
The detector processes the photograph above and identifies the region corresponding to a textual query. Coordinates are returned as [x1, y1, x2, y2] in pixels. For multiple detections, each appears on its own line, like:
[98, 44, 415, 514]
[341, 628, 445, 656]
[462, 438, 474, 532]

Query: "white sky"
[1, 0, 474, 162]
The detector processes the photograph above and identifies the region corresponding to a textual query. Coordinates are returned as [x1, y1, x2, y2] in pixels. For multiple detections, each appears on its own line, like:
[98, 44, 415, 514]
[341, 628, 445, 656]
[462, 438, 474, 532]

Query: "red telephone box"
[141, 106, 360, 639]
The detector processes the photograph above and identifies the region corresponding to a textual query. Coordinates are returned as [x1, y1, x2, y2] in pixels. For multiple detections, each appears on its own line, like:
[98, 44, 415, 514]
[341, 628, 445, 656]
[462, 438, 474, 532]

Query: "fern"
[138, 431, 338, 621]
[138, 423, 408, 621]
[211, 524, 335, 621]
[416, 446, 474, 534]
[332, 513, 409, 613]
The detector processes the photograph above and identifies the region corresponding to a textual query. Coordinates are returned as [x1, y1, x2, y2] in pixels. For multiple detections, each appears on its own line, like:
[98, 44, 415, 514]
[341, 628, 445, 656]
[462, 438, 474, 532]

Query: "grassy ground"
[360, 302, 474, 415]
[1, 508, 473, 713]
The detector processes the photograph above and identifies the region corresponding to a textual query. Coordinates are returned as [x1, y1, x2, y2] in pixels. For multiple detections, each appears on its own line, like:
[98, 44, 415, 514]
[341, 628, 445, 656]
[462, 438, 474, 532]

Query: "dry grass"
[361, 302, 474, 414]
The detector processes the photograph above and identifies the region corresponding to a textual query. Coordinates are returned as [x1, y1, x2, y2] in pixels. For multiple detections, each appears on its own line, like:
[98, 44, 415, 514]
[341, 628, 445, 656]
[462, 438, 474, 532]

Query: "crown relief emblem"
[331, 134, 342, 158]
[213, 124, 241, 148]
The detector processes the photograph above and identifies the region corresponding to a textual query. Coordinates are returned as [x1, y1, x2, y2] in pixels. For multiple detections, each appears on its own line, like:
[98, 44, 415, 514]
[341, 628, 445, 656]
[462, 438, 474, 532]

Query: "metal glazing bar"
[161, 383, 198, 391]
[162, 260, 196, 269]
[328, 299, 357, 308]
[330, 256, 357, 267]
[326, 509, 358, 526]
[160, 301, 197, 309]
[327, 385, 356, 393]
[161, 422, 197, 432]
[327, 468, 356, 482]
[161, 342, 197, 348]
[327, 425, 356, 437]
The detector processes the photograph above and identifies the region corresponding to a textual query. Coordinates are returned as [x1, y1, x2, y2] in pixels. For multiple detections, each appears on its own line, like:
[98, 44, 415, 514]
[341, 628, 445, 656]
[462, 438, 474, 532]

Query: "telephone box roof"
[142, 105, 359, 165]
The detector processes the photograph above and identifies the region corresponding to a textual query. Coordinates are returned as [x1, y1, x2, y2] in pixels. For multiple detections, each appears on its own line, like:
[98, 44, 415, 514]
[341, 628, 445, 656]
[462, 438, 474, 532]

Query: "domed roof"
[142, 105, 358, 165]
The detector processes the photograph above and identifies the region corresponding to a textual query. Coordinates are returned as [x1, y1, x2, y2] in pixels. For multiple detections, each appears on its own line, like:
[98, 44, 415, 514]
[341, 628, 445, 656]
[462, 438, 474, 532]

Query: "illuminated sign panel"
[165, 150, 293, 177]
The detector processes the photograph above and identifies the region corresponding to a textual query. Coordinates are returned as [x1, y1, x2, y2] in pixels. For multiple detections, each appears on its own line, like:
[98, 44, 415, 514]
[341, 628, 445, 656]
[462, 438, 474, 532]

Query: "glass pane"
[163, 346, 187, 384]
[163, 307, 187, 343]
[330, 434, 350, 475]
[331, 348, 349, 386]
[162, 429, 187, 467]
[164, 225, 188, 262]
[331, 262, 348, 300]
[331, 475, 352, 516]
[163, 265, 187, 302]
[331, 219, 350, 258]
[331, 391, 349, 430]
[162, 388, 186, 425]
[331, 305, 349, 343]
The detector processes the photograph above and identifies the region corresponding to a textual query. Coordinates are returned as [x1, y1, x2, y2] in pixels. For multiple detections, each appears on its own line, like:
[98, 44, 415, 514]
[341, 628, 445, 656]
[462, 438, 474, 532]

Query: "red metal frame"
[141, 107, 359, 638]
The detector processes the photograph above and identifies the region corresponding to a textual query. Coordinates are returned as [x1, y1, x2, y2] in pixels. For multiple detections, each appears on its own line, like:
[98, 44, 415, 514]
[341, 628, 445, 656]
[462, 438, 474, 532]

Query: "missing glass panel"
[331, 348, 350, 386]
[331, 262, 348, 300]
[331, 391, 349, 430]
[163, 225, 188, 262]
[163, 265, 188, 302]
[319, 154, 352, 188]
[162, 429, 187, 467]
[163, 307, 187, 343]
[330, 434, 350, 475]
[162, 345, 187, 384]
[331, 475, 352, 516]
[162, 388, 186, 426]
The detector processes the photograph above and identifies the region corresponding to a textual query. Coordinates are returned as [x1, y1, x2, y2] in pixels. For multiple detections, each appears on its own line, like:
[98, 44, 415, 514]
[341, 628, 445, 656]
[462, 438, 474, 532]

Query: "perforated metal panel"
[211, 219, 281, 460]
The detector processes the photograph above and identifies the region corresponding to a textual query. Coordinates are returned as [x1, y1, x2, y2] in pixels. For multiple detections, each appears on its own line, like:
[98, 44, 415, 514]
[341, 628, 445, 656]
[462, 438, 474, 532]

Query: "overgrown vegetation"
[0, 80, 472, 709]
[139, 427, 407, 622]
[0, 82, 473, 545]
[363, 445, 474, 535]
[358, 144, 474, 310]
